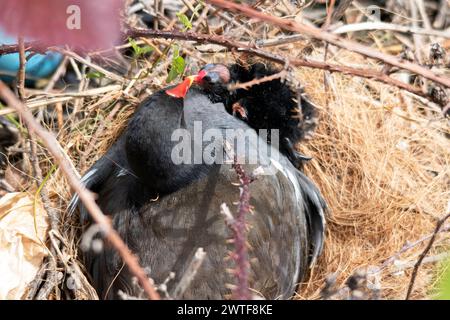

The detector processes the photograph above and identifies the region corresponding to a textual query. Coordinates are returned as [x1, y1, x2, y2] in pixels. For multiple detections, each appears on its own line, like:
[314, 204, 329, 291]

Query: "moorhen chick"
[69, 68, 327, 300]
[192, 63, 319, 169]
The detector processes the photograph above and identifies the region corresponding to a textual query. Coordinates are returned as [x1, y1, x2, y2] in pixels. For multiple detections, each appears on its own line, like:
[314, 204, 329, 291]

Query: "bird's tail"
[67, 137, 129, 224]
[296, 171, 328, 267]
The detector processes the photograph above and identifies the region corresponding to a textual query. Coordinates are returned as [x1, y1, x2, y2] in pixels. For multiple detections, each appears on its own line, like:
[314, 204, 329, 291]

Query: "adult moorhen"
[69, 66, 327, 300]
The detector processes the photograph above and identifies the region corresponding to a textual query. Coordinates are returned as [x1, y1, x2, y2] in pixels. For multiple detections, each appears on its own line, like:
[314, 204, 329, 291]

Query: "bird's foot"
[282, 137, 313, 169]
[232, 101, 248, 120]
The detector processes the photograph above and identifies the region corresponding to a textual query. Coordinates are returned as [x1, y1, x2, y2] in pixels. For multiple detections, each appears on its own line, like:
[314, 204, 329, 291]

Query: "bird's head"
[165, 64, 231, 99]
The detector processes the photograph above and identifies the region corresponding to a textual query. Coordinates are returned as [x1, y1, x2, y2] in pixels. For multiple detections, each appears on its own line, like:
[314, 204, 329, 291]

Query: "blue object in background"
[0, 28, 63, 85]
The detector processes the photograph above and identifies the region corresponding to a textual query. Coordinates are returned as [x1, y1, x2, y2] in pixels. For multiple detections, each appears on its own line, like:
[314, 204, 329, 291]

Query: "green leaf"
[128, 38, 140, 55]
[166, 67, 179, 83]
[139, 45, 154, 55]
[167, 56, 186, 83]
[173, 56, 185, 74]
[437, 261, 450, 300]
[128, 37, 153, 57]
[86, 71, 105, 79]
[176, 12, 192, 30]
[0, 103, 26, 132]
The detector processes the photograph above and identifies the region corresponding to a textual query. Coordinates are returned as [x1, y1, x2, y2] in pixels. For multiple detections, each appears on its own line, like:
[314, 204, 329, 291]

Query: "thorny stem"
[406, 202, 450, 299]
[0, 28, 440, 102]
[206, 0, 450, 89]
[230, 159, 253, 300]
[128, 27, 434, 101]
[0, 80, 161, 300]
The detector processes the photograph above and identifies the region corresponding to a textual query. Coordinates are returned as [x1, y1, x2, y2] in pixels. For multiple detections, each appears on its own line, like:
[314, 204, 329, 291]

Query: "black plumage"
[69, 69, 327, 300]
[198, 63, 319, 168]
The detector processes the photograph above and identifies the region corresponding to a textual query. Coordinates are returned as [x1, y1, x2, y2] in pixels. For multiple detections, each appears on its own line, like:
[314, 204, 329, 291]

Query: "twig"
[128, 27, 431, 100]
[393, 252, 450, 273]
[172, 248, 207, 299]
[35, 268, 61, 300]
[0, 80, 160, 300]
[79, 102, 123, 169]
[25, 263, 48, 299]
[369, 225, 450, 275]
[289, 57, 429, 99]
[230, 162, 251, 301]
[332, 22, 450, 38]
[0, 41, 45, 56]
[50, 47, 126, 83]
[0, 85, 122, 116]
[323, 0, 336, 30]
[17, 36, 26, 100]
[227, 69, 287, 91]
[205, 0, 450, 89]
[219, 149, 253, 300]
[0, 179, 15, 192]
[258, 34, 307, 47]
[17, 39, 61, 299]
[433, 0, 448, 29]
[331, 0, 353, 22]
[44, 57, 69, 92]
[406, 201, 450, 299]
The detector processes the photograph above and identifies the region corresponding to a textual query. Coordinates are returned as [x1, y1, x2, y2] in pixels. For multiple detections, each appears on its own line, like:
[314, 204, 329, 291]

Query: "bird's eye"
[199, 64, 231, 85]
[203, 72, 221, 84]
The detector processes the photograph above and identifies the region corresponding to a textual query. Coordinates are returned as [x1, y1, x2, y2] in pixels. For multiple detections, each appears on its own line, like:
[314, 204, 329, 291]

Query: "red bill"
[166, 70, 207, 98]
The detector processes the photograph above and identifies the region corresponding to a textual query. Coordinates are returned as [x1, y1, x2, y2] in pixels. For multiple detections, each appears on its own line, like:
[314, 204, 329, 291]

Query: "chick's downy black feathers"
[199, 63, 319, 168]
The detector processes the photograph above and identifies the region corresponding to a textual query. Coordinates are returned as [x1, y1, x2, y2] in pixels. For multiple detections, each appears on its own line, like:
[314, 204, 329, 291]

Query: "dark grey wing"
[88, 161, 309, 300]
[67, 135, 132, 223]
[184, 87, 327, 272]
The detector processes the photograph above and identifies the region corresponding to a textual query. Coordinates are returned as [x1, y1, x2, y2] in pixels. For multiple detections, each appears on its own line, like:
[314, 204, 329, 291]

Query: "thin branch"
[205, 0, 450, 89]
[129, 27, 431, 100]
[17, 36, 26, 100]
[406, 202, 450, 299]
[0, 80, 160, 300]
[331, 0, 353, 22]
[323, 0, 336, 30]
[220, 141, 253, 300]
[258, 35, 307, 47]
[17, 37, 62, 299]
[433, 0, 448, 29]
[0, 85, 122, 116]
[0, 41, 45, 55]
[332, 21, 450, 38]
[1, 28, 439, 101]
[369, 225, 450, 275]
[230, 160, 252, 300]
[289, 57, 428, 98]
[227, 69, 287, 91]
[173, 248, 207, 299]
[44, 56, 69, 92]
[50, 47, 126, 83]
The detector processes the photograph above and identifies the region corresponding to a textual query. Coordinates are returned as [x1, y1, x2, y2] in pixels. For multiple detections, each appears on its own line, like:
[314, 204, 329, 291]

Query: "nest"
[297, 60, 450, 299]
[36, 48, 449, 299]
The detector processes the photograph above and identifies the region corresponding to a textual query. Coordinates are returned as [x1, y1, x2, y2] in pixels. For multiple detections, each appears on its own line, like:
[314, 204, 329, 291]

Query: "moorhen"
[69, 66, 327, 300]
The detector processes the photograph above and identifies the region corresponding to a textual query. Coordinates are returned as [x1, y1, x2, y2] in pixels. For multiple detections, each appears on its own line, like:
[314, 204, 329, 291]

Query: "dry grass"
[295, 53, 450, 299]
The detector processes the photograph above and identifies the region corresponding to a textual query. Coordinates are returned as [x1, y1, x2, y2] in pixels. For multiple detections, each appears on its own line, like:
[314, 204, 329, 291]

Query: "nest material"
[295, 55, 450, 299]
